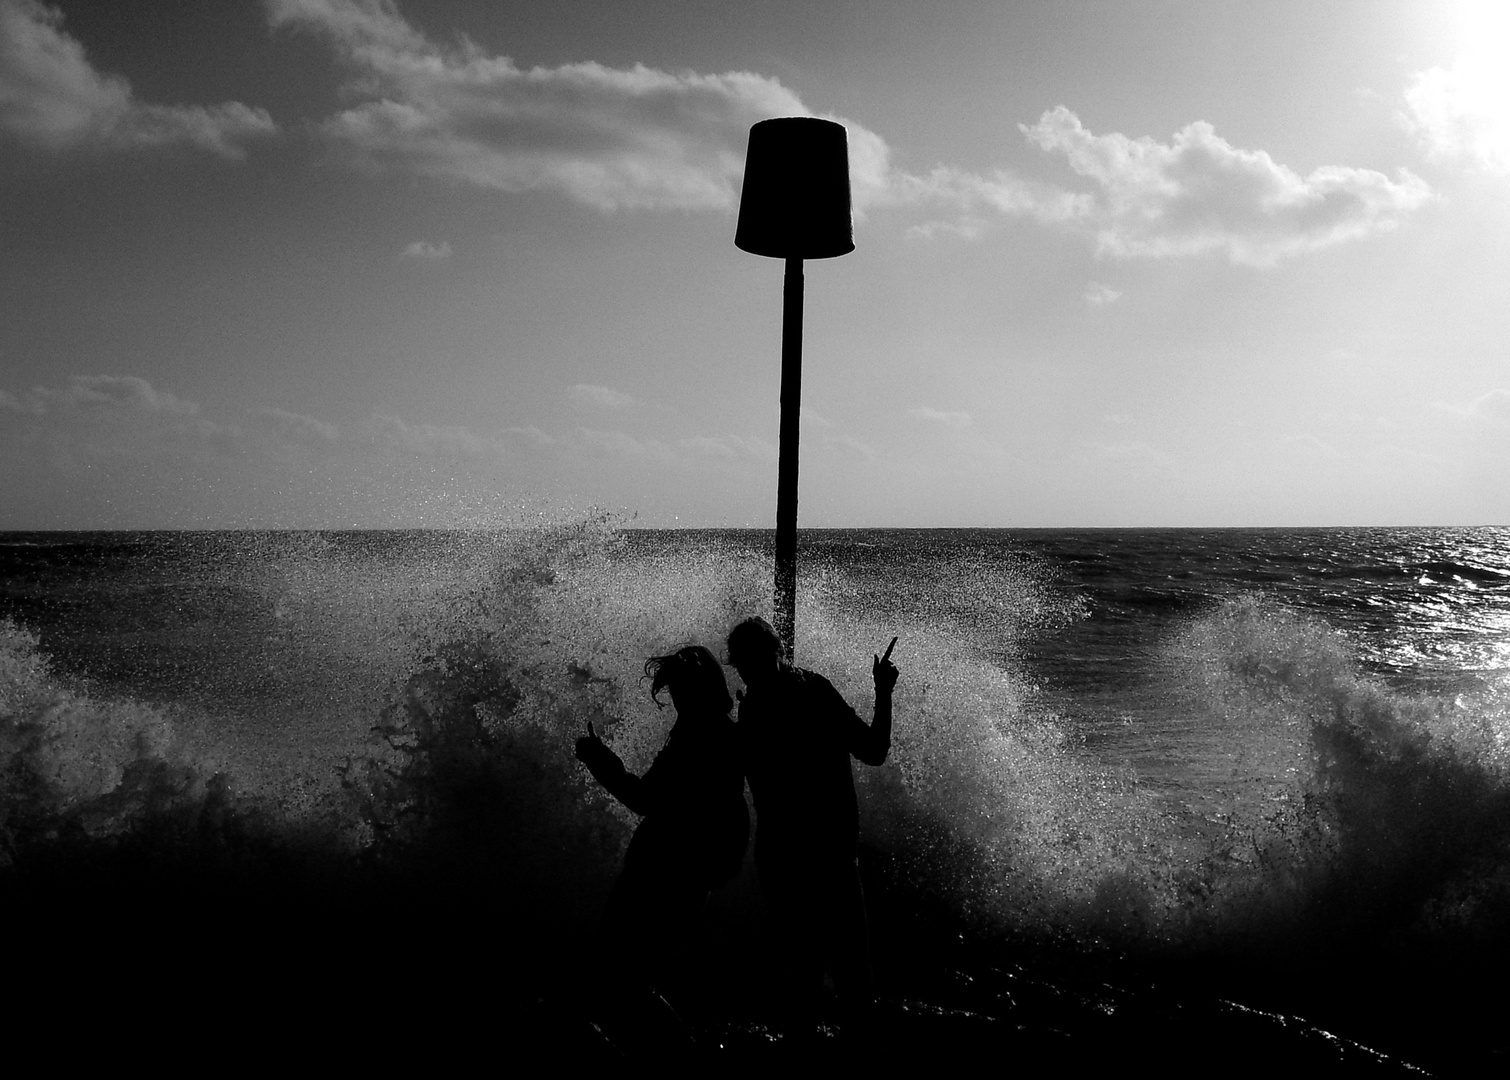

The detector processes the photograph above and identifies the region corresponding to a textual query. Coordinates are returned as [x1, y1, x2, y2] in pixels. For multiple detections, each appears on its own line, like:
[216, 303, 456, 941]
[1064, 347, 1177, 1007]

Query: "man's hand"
[873, 636, 899, 695]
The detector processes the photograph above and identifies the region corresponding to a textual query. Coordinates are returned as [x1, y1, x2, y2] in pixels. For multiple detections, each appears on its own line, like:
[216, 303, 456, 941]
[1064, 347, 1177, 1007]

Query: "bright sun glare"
[1432, 0, 1510, 168]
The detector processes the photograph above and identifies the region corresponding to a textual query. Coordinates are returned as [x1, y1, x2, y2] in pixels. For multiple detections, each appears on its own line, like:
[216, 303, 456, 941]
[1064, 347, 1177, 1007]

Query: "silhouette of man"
[725, 616, 898, 1014]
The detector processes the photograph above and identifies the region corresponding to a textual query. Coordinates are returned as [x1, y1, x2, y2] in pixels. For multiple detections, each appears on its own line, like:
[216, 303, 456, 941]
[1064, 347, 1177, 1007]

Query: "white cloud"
[362, 412, 514, 461]
[568, 383, 637, 410]
[0, 375, 548, 468]
[796, 405, 874, 456]
[0, 373, 571, 527]
[579, 426, 775, 468]
[1401, 58, 1510, 174]
[677, 434, 775, 461]
[1435, 388, 1510, 423]
[579, 427, 647, 457]
[1014, 108, 1433, 265]
[0, 0, 275, 157]
[269, 0, 843, 211]
[893, 163, 1085, 226]
[1085, 439, 1177, 468]
[799, 406, 834, 431]
[10, 374, 203, 417]
[908, 406, 972, 429]
[0, 375, 239, 467]
[246, 405, 552, 464]
[1399, 5, 1510, 176]
[893, 108, 1430, 264]
[503, 424, 555, 448]
[818, 432, 876, 458]
[250, 406, 340, 444]
[400, 239, 452, 261]
[1084, 281, 1122, 305]
[12, 0, 1397, 270]
[1473, 389, 1510, 423]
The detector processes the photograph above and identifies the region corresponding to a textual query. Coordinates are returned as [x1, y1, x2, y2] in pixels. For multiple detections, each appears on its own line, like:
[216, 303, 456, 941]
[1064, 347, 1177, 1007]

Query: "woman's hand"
[575, 721, 605, 763]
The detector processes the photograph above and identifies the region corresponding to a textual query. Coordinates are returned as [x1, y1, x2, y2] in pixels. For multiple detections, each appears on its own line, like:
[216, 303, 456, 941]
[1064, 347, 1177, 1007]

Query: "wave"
[3, 521, 1508, 1067]
[1156, 597, 1510, 950]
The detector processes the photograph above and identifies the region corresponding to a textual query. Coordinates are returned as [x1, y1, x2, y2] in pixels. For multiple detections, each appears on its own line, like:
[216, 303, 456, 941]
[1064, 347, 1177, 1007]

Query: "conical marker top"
[735, 117, 855, 260]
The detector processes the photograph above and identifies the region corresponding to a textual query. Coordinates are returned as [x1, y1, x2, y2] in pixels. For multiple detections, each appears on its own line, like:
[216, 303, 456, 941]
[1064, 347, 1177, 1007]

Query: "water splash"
[1163, 595, 1510, 954]
[4, 523, 1510, 968]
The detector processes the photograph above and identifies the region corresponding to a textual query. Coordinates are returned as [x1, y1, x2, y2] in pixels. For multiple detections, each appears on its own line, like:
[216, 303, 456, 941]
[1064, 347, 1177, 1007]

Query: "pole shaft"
[775, 257, 803, 658]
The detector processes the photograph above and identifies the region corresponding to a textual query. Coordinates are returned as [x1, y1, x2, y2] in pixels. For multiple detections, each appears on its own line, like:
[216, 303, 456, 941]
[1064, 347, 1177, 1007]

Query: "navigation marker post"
[735, 117, 855, 659]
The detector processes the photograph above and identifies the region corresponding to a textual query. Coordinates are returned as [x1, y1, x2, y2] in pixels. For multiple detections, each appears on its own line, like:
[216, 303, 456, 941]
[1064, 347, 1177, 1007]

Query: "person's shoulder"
[792, 667, 832, 688]
[793, 668, 846, 702]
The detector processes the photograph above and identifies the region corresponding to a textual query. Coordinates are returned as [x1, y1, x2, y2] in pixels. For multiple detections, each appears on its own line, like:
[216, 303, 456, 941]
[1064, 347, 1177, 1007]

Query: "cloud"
[579, 427, 775, 468]
[676, 434, 775, 461]
[908, 406, 972, 429]
[260, 2, 1421, 266]
[1401, 58, 1510, 174]
[568, 383, 637, 410]
[1086, 439, 1176, 468]
[269, 0, 840, 211]
[818, 432, 876, 458]
[1471, 389, 1510, 423]
[362, 413, 516, 461]
[0, 375, 239, 467]
[250, 406, 539, 463]
[797, 406, 874, 455]
[1084, 281, 1122, 305]
[799, 406, 834, 431]
[893, 163, 1084, 228]
[250, 406, 340, 444]
[0, 373, 577, 527]
[400, 239, 452, 261]
[4, 374, 207, 426]
[0, 0, 275, 157]
[31, 374, 202, 415]
[892, 109, 1430, 264]
[0, 374, 551, 469]
[1435, 388, 1510, 424]
[1011, 108, 1433, 265]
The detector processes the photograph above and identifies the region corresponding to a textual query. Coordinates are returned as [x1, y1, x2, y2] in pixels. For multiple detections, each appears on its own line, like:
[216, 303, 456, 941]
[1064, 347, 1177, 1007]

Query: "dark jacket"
[579, 711, 748, 888]
[737, 667, 889, 866]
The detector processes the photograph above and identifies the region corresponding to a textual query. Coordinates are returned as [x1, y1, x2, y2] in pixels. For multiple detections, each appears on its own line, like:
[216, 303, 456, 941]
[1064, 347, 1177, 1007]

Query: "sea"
[2, 521, 1507, 1072]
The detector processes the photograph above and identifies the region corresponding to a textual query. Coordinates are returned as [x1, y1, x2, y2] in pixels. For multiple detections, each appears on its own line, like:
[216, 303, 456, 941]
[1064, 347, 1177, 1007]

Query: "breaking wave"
[3, 519, 1507, 1067]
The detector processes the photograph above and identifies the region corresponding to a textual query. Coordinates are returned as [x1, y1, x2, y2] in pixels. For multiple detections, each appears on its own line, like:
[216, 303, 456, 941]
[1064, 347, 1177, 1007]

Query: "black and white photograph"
[3, 1, 1508, 1071]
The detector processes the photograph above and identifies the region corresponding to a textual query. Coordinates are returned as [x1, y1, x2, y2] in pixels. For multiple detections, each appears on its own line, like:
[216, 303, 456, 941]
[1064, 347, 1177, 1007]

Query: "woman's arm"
[575, 723, 656, 815]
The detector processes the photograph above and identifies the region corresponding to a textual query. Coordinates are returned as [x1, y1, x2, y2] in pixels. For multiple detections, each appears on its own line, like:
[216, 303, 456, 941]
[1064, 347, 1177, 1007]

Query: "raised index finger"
[882, 636, 898, 663]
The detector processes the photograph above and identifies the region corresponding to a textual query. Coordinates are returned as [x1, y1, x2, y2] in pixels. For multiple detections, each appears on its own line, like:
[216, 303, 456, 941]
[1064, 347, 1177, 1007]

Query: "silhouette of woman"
[575, 645, 749, 986]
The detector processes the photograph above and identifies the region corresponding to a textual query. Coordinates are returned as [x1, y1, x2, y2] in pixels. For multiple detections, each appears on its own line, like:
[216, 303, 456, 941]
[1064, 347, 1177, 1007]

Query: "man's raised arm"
[852, 638, 898, 766]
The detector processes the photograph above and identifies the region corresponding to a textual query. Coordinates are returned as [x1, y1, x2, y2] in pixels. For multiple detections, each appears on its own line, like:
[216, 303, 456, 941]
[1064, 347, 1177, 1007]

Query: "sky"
[2, 0, 1508, 529]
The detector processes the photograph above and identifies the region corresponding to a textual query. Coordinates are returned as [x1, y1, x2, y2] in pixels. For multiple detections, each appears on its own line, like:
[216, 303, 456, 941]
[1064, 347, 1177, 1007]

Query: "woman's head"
[644, 644, 733, 716]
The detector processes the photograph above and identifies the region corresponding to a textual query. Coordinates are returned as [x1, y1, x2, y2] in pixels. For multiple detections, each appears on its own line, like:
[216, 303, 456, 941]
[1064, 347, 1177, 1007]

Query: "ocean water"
[2, 521, 1507, 1070]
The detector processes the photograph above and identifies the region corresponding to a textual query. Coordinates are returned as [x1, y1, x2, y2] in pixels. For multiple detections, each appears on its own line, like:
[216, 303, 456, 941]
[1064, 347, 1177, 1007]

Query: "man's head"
[726, 616, 784, 691]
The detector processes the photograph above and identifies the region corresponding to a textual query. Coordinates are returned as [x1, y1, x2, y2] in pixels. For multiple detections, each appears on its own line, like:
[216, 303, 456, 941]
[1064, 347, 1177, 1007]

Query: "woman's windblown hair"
[644, 645, 733, 716]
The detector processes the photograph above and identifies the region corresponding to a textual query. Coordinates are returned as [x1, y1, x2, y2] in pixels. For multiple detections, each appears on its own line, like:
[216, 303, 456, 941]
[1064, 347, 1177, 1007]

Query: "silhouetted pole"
[775, 256, 804, 652]
[735, 117, 854, 659]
